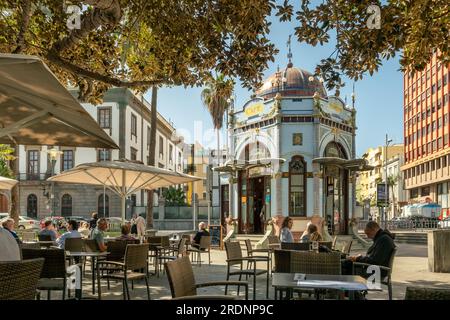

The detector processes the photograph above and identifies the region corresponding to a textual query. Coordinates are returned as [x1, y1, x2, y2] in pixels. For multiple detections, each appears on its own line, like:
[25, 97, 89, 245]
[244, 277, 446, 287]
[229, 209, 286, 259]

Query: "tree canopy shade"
[282, 0, 450, 91]
[1, 1, 448, 100]
[0, 0, 279, 103]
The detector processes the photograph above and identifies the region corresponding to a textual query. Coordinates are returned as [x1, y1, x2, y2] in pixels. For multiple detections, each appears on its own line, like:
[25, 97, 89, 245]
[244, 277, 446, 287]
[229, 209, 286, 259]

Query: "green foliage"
[163, 187, 187, 206]
[0, 0, 279, 103]
[288, 0, 450, 90]
[0, 144, 15, 178]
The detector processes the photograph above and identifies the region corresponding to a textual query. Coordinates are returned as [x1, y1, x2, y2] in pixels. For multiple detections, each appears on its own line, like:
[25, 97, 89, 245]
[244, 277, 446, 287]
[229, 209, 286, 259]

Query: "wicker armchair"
[164, 256, 248, 300]
[0, 258, 44, 300]
[352, 247, 397, 300]
[22, 248, 68, 300]
[244, 239, 271, 271]
[187, 235, 212, 266]
[96, 243, 151, 300]
[341, 240, 353, 256]
[290, 251, 341, 274]
[280, 242, 310, 251]
[225, 241, 270, 300]
[22, 231, 36, 242]
[405, 286, 450, 300]
[159, 238, 187, 266]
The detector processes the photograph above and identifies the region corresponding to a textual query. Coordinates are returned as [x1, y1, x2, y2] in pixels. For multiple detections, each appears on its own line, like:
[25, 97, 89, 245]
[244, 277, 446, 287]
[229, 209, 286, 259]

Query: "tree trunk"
[146, 86, 158, 229]
[10, 145, 19, 226]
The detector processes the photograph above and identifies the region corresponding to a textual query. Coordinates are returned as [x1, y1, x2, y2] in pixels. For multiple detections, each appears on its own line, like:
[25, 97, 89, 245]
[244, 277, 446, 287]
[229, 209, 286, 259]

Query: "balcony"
[17, 173, 51, 181]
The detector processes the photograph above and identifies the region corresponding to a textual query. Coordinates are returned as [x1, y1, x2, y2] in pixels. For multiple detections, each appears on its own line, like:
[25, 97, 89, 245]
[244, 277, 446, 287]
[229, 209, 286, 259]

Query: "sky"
[144, 8, 404, 158]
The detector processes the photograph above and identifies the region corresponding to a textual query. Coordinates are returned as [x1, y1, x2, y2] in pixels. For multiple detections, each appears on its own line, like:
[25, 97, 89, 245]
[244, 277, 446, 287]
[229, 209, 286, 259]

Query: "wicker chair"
[224, 241, 270, 300]
[274, 250, 342, 299]
[165, 256, 248, 300]
[244, 239, 271, 271]
[352, 247, 397, 300]
[405, 286, 450, 300]
[268, 235, 281, 250]
[0, 258, 44, 300]
[96, 243, 151, 300]
[187, 235, 212, 267]
[290, 251, 342, 274]
[22, 248, 68, 300]
[22, 231, 36, 242]
[159, 238, 187, 267]
[280, 242, 310, 251]
[341, 240, 353, 256]
[64, 238, 84, 265]
[331, 236, 338, 250]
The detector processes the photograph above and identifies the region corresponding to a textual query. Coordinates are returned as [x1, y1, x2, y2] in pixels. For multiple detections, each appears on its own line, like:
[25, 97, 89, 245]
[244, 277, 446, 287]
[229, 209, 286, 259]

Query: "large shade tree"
[0, 0, 280, 223]
[279, 0, 450, 91]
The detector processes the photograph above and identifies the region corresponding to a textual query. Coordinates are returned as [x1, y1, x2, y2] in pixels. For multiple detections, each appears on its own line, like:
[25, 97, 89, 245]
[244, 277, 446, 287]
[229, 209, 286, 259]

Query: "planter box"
[428, 229, 450, 273]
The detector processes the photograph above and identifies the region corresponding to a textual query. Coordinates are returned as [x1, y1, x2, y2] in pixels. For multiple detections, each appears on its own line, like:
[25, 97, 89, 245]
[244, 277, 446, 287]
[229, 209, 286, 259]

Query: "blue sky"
[145, 9, 404, 158]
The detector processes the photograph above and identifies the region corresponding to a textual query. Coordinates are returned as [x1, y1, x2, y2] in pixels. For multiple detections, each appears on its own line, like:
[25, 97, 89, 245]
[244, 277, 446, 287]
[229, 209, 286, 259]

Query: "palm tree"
[146, 86, 158, 229]
[201, 74, 234, 164]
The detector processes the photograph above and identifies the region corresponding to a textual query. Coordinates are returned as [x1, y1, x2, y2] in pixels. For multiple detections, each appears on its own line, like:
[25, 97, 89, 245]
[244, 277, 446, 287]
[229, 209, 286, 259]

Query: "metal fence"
[131, 205, 220, 220]
[357, 219, 447, 231]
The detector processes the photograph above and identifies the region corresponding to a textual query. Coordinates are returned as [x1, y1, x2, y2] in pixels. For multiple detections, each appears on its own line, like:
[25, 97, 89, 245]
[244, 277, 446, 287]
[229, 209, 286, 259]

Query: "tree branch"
[12, 0, 31, 53]
[45, 52, 164, 88]
[50, 0, 121, 54]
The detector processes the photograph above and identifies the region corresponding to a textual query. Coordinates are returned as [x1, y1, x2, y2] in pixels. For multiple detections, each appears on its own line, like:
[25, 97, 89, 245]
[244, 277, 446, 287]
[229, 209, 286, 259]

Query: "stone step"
[358, 232, 427, 245]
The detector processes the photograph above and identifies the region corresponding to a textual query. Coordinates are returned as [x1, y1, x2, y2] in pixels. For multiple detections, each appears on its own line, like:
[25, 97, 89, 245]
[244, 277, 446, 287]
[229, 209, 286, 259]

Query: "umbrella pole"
[121, 196, 126, 224]
[122, 170, 126, 223]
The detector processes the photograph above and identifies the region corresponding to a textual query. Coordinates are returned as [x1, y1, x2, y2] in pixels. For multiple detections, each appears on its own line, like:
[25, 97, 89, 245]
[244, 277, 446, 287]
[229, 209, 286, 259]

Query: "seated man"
[0, 227, 20, 261]
[56, 220, 81, 249]
[90, 217, 108, 252]
[2, 218, 21, 244]
[192, 222, 209, 249]
[342, 221, 396, 277]
[39, 220, 58, 241]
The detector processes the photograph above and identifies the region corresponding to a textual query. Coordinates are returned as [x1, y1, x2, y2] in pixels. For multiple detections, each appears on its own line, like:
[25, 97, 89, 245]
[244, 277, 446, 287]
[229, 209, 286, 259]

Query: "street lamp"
[46, 147, 63, 215]
[384, 135, 393, 229]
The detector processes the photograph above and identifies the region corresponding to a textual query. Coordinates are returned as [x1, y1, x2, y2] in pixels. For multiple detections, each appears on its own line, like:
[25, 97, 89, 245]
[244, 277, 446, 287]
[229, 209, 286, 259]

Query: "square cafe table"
[272, 273, 371, 300]
[66, 251, 108, 299]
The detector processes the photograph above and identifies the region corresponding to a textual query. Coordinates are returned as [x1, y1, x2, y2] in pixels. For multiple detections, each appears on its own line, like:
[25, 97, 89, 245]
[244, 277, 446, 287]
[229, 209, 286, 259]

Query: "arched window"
[61, 194, 72, 217]
[289, 156, 306, 217]
[27, 194, 38, 218]
[324, 142, 347, 159]
[98, 194, 109, 218]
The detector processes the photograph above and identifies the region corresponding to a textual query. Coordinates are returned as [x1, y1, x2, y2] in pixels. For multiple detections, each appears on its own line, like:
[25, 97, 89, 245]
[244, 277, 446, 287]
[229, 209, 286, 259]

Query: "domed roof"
[256, 64, 327, 99]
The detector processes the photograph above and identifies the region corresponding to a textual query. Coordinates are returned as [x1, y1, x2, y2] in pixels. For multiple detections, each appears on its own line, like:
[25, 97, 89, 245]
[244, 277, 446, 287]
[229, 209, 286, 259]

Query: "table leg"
[91, 257, 96, 295]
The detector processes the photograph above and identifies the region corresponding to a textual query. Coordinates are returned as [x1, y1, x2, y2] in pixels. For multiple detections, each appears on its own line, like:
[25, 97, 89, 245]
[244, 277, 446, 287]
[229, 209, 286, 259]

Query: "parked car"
[105, 217, 128, 232]
[438, 217, 450, 228]
[0, 214, 40, 230]
[69, 216, 88, 224]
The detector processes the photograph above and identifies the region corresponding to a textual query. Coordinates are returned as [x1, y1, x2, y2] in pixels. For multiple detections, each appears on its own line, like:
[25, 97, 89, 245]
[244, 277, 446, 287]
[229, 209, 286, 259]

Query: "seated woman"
[78, 221, 90, 239]
[300, 223, 319, 243]
[279, 217, 294, 243]
[116, 224, 136, 241]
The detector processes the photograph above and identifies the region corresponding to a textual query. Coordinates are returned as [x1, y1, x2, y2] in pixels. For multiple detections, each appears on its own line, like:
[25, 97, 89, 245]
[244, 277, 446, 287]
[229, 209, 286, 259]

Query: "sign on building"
[376, 184, 389, 207]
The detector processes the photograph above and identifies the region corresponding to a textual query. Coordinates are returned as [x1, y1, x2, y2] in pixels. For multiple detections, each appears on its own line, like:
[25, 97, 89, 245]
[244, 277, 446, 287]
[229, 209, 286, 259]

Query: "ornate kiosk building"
[225, 61, 369, 236]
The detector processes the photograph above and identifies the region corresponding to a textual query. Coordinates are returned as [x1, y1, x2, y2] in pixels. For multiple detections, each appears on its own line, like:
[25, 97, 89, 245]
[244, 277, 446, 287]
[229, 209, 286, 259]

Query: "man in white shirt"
[0, 227, 20, 261]
[135, 214, 146, 239]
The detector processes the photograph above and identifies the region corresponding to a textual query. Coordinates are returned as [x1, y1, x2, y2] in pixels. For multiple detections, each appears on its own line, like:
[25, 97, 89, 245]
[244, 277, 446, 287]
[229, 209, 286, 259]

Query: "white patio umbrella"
[0, 53, 118, 149]
[48, 160, 203, 222]
[0, 176, 18, 190]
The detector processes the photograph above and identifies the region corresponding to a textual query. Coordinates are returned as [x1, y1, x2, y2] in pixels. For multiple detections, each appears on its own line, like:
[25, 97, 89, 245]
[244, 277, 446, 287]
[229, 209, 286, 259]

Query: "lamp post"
[47, 147, 63, 215]
[384, 134, 393, 229]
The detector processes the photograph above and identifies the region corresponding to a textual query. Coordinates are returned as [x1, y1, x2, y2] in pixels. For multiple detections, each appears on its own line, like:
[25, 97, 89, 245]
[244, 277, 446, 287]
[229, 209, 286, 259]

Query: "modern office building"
[402, 52, 450, 215]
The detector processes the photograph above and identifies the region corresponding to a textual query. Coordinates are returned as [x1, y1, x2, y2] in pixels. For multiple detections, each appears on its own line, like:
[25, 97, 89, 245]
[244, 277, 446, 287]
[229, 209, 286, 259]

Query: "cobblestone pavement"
[48, 243, 450, 300]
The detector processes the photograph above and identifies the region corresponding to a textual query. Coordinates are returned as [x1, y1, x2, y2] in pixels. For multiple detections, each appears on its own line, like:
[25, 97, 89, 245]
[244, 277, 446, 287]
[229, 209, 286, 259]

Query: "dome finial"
[287, 34, 293, 68]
